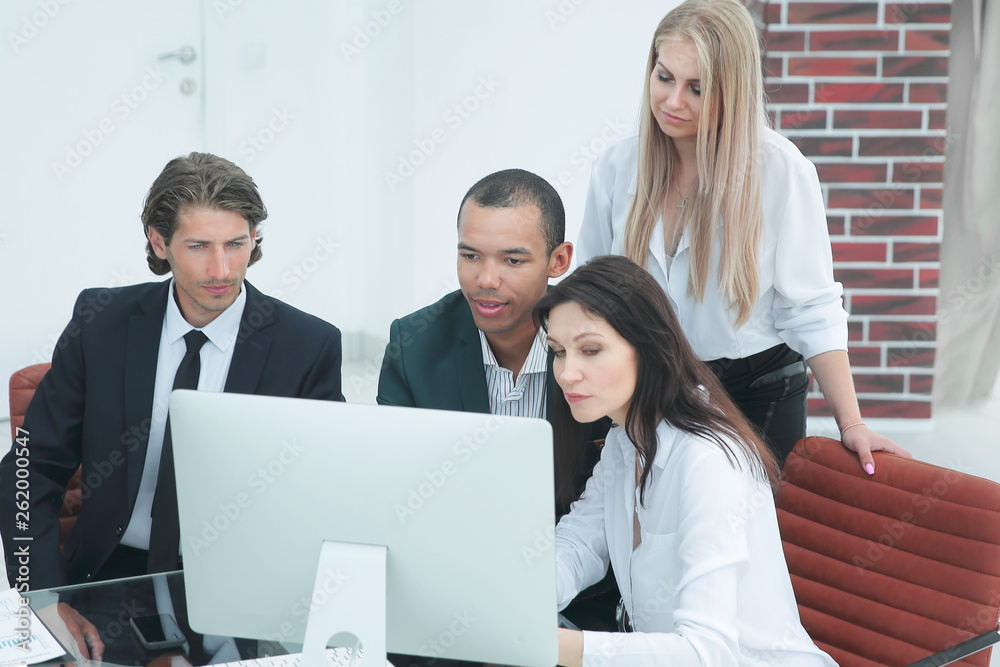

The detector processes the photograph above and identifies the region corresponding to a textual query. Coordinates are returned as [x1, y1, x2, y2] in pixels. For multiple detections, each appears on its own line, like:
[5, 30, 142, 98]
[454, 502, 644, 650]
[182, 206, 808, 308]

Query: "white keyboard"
[213, 648, 394, 667]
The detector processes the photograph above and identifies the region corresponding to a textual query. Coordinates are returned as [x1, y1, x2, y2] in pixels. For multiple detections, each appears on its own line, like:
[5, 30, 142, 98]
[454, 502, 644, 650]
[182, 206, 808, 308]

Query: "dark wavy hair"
[457, 168, 565, 255]
[141, 152, 266, 275]
[534, 255, 778, 507]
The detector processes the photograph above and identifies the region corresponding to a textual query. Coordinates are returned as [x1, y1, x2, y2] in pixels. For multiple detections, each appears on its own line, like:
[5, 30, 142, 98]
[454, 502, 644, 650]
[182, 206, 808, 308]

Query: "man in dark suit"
[1, 153, 343, 604]
[377, 171, 617, 666]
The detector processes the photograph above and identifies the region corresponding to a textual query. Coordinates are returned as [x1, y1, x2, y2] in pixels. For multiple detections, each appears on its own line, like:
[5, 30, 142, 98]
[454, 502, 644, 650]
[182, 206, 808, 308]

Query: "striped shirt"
[479, 328, 548, 419]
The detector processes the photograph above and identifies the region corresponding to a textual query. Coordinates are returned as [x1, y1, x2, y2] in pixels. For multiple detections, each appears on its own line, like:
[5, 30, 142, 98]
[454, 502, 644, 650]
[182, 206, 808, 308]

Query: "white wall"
[0, 0, 674, 415]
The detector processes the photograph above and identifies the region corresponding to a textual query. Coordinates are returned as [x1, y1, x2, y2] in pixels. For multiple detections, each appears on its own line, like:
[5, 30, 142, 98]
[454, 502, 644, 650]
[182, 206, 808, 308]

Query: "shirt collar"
[478, 327, 549, 376]
[164, 279, 248, 352]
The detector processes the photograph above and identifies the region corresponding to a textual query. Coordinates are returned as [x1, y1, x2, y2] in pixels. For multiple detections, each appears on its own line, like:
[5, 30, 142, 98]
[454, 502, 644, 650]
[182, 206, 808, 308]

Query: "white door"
[0, 0, 204, 409]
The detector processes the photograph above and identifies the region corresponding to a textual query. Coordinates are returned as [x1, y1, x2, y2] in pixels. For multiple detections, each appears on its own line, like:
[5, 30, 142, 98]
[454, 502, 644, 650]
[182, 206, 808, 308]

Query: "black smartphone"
[129, 613, 187, 651]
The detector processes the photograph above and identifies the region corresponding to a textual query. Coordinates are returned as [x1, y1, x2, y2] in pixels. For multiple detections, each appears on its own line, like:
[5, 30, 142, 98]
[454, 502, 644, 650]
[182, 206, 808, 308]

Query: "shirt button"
[115, 525, 124, 537]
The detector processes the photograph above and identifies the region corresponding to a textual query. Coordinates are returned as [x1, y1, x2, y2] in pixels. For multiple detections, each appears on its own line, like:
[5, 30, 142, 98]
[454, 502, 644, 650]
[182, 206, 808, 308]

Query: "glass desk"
[21, 574, 417, 667]
[23, 572, 290, 667]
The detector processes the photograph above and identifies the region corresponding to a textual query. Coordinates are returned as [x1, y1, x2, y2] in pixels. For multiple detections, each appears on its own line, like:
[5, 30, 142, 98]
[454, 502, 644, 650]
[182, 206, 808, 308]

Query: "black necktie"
[148, 330, 209, 573]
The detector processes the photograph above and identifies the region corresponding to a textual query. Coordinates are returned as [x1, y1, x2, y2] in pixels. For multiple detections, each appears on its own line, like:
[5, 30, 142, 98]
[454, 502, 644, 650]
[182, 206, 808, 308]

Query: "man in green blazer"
[377, 168, 570, 417]
[377, 170, 617, 653]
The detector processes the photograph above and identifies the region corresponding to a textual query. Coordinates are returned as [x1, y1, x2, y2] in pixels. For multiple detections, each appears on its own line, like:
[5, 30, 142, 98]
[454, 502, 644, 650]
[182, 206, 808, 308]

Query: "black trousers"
[706, 343, 809, 466]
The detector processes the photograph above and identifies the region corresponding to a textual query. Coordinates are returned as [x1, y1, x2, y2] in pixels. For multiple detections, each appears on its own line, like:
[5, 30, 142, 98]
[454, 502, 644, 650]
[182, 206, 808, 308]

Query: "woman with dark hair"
[576, 0, 909, 470]
[536, 255, 834, 666]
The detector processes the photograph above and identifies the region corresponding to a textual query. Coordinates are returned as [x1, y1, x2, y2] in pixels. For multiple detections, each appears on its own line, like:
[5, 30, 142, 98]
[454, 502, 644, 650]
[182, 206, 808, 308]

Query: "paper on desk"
[0, 588, 66, 667]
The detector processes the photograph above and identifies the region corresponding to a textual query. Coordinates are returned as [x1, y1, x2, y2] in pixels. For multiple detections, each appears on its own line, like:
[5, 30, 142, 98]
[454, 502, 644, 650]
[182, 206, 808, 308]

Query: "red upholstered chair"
[778, 436, 1000, 667]
[9, 364, 50, 437]
[9, 363, 83, 550]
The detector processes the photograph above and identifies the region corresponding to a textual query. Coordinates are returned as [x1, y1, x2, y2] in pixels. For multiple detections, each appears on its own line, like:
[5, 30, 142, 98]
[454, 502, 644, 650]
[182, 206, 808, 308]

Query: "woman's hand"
[840, 423, 912, 474]
[807, 350, 914, 473]
[557, 627, 584, 667]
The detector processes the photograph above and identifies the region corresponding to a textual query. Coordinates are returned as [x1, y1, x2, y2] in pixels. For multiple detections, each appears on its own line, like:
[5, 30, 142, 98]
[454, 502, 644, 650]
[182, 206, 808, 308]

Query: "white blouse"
[576, 128, 848, 362]
[555, 421, 836, 667]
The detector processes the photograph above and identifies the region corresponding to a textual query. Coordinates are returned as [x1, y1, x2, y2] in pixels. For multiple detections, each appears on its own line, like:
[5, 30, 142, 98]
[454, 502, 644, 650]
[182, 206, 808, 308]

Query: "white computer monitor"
[169, 390, 558, 667]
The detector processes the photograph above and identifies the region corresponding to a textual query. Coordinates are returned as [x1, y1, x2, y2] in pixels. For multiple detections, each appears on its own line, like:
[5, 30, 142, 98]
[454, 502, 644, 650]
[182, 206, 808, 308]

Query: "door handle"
[158, 45, 197, 65]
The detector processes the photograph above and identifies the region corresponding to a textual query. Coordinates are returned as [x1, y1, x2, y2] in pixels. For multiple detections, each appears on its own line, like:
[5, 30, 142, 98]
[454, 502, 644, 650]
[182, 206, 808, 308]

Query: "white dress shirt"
[479, 328, 548, 418]
[120, 280, 247, 550]
[555, 420, 836, 666]
[577, 128, 848, 362]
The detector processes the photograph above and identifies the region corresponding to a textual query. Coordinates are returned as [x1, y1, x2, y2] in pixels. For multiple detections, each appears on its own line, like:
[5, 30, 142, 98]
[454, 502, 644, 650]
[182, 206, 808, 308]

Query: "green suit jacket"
[376, 289, 555, 413]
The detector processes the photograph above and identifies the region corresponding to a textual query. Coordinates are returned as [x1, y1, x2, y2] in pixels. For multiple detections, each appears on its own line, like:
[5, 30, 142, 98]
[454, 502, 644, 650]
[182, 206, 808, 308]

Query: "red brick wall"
[754, 1, 950, 420]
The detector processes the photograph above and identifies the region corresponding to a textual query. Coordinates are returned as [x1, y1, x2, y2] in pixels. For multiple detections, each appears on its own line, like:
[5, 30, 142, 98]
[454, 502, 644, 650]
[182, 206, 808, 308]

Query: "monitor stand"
[301, 541, 387, 667]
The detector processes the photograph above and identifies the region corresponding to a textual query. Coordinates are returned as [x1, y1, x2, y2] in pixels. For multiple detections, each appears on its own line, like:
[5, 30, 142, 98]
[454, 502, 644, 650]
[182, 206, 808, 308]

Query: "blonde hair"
[623, 0, 768, 327]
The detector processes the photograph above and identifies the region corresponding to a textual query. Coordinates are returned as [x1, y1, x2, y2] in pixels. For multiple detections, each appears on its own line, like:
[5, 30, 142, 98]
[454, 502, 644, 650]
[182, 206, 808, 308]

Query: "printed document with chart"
[0, 588, 66, 667]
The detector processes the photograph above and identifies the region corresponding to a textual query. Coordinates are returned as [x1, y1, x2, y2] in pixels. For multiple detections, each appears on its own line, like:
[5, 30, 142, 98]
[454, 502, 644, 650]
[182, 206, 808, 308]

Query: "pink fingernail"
[865, 463, 875, 475]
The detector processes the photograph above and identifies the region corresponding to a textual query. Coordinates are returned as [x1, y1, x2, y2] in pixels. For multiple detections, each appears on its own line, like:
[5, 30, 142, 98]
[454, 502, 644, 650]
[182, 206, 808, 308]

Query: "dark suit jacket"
[1, 280, 344, 589]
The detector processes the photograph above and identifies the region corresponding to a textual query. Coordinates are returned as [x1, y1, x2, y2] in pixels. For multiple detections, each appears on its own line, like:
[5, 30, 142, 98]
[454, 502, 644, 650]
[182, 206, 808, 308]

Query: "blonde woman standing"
[577, 0, 909, 470]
